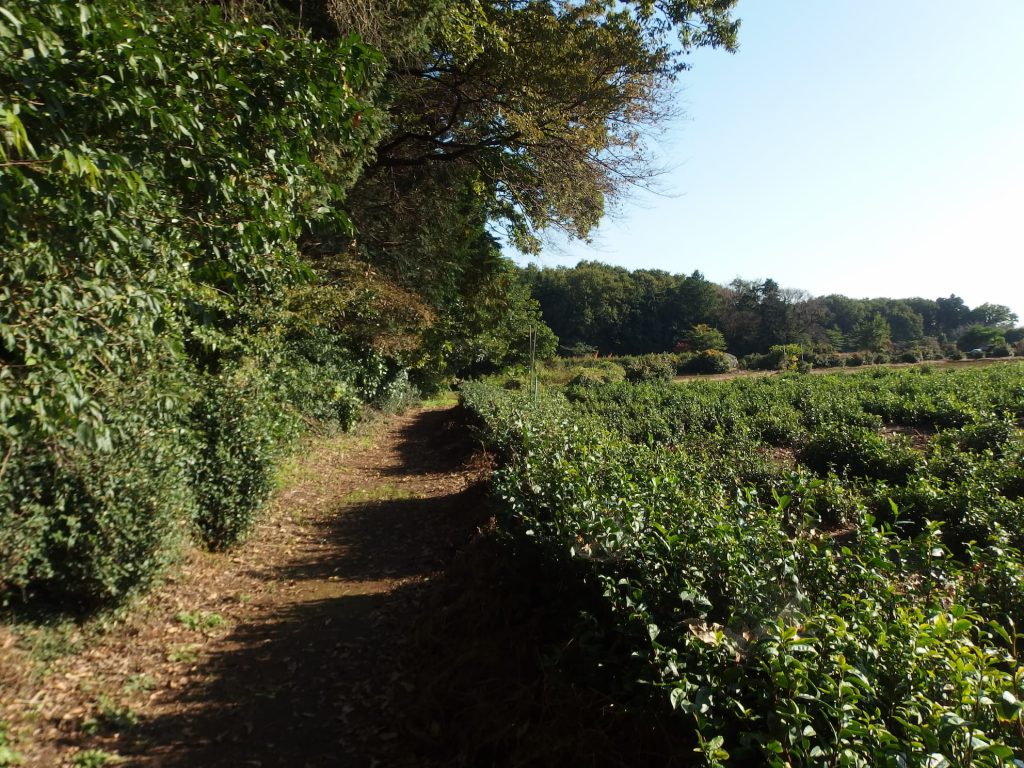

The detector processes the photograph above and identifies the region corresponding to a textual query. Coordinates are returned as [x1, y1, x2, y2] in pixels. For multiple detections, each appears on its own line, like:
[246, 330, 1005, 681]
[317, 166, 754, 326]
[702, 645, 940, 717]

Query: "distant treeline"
[521, 261, 1022, 357]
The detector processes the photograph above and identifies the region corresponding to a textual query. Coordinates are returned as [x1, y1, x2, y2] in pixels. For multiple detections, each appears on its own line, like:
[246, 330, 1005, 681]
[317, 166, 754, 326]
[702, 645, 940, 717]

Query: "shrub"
[682, 349, 738, 375]
[811, 352, 845, 368]
[747, 405, 805, 447]
[673, 351, 696, 374]
[463, 376, 1024, 764]
[740, 352, 774, 371]
[189, 373, 285, 551]
[802, 475, 861, 529]
[799, 425, 921, 483]
[373, 369, 420, 412]
[622, 354, 675, 383]
[568, 369, 603, 388]
[537, 359, 626, 387]
[587, 361, 627, 383]
[933, 415, 1017, 455]
[918, 338, 945, 360]
[680, 324, 727, 352]
[767, 344, 802, 371]
[0, 0, 383, 608]
[1, 385, 194, 606]
[988, 343, 1014, 358]
[274, 353, 363, 432]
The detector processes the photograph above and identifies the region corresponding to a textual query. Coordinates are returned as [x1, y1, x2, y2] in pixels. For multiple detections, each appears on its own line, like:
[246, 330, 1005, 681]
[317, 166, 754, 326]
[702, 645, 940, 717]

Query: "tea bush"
[0, 0, 385, 604]
[622, 354, 676, 383]
[0, 375, 194, 605]
[463, 362, 1024, 765]
[273, 330, 364, 431]
[682, 350, 739, 375]
[798, 425, 921, 483]
[189, 372, 288, 551]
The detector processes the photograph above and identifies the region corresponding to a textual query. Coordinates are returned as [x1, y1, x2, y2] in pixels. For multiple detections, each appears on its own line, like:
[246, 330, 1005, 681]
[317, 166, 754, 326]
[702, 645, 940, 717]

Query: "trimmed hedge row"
[462, 365, 1024, 765]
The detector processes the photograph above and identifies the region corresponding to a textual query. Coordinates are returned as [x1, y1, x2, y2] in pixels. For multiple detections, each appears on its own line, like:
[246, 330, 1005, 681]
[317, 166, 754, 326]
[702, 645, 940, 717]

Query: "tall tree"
[349, 0, 740, 250]
[854, 314, 891, 352]
[936, 294, 971, 336]
[970, 303, 1018, 329]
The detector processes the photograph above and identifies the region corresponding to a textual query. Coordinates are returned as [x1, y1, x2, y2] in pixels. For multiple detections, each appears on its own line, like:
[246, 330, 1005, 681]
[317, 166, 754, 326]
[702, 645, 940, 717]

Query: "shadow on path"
[382, 406, 479, 477]
[118, 405, 690, 768]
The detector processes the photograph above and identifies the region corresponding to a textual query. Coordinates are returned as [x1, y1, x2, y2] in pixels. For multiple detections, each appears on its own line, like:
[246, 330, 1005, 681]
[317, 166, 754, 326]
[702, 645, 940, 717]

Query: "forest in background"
[521, 260, 1023, 359]
[0, 0, 739, 607]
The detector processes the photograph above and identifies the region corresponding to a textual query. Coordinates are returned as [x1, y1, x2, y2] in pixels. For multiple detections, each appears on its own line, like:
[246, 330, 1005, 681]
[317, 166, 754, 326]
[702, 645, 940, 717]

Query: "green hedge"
[189, 372, 289, 551]
[1, 378, 194, 605]
[462, 366, 1024, 765]
[0, 0, 384, 607]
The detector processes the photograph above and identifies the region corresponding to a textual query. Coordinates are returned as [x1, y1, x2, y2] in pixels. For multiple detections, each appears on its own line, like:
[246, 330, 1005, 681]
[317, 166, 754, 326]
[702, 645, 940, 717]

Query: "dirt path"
[0, 405, 491, 767]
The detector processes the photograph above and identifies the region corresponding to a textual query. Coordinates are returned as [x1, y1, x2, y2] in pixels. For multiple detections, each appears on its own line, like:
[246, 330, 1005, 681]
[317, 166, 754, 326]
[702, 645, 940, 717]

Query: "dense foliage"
[463, 363, 1024, 765]
[0, 0, 384, 604]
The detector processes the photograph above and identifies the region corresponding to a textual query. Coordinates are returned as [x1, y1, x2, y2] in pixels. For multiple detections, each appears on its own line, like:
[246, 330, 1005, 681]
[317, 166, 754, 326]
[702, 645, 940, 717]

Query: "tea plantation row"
[462, 363, 1024, 766]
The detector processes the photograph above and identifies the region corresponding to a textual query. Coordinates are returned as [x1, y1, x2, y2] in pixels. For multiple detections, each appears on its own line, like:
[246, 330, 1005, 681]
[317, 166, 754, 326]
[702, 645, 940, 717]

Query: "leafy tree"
[936, 294, 971, 335]
[958, 325, 1006, 352]
[667, 271, 724, 341]
[681, 324, 727, 352]
[716, 278, 794, 355]
[1, 0, 382, 452]
[853, 314, 891, 352]
[350, 0, 740, 250]
[523, 261, 721, 355]
[970, 302, 1018, 328]
[418, 237, 558, 382]
[905, 297, 940, 336]
[885, 302, 925, 343]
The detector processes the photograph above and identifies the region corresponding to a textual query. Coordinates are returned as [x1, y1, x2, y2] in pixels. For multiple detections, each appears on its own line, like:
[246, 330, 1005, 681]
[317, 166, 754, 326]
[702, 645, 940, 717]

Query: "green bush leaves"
[463, 364, 1024, 765]
[0, 0, 383, 605]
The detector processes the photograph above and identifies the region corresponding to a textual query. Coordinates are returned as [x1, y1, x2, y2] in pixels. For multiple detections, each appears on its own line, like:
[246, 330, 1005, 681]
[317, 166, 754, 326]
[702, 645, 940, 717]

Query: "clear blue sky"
[516, 0, 1024, 325]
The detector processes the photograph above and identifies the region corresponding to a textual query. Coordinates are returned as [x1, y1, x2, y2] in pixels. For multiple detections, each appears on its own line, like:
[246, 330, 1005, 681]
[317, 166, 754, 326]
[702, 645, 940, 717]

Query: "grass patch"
[419, 390, 459, 409]
[122, 673, 156, 695]
[175, 611, 225, 633]
[0, 722, 23, 766]
[166, 643, 201, 664]
[70, 750, 122, 767]
[82, 695, 137, 735]
[273, 431, 376, 490]
[341, 485, 418, 504]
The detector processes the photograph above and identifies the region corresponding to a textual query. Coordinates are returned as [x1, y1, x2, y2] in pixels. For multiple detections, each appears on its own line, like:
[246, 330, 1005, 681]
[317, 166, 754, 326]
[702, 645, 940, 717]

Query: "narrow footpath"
[1, 405, 492, 767]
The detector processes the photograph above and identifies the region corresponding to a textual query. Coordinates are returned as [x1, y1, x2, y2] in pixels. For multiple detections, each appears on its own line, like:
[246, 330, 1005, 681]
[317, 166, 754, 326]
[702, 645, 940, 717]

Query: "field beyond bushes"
[462, 362, 1024, 766]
